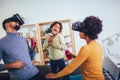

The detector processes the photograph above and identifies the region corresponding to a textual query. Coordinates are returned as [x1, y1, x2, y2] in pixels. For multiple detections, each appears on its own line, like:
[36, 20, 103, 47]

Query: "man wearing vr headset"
[0, 14, 45, 80]
[46, 16, 105, 80]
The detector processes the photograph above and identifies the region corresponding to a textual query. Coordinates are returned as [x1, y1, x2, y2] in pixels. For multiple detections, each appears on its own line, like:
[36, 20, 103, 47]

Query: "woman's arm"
[46, 46, 89, 79]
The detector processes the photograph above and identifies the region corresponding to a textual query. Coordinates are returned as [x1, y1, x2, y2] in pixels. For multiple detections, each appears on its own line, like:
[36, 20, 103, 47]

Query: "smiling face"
[51, 23, 61, 35]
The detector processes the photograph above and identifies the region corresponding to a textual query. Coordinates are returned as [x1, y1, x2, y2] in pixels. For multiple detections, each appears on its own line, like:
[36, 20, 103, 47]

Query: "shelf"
[19, 19, 76, 65]
[41, 35, 70, 40]
[39, 19, 72, 25]
[41, 36, 46, 40]
[21, 24, 35, 27]
[40, 35, 70, 40]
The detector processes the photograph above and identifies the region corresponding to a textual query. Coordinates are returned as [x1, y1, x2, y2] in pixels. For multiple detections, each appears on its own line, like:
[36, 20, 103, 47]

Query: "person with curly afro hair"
[45, 16, 105, 80]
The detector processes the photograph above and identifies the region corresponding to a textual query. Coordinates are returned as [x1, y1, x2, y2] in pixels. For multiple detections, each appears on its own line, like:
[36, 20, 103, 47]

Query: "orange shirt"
[56, 41, 105, 80]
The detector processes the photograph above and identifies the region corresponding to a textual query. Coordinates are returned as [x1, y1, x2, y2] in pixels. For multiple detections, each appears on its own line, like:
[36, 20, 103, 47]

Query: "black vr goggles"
[12, 13, 24, 25]
[72, 21, 87, 32]
[2, 13, 24, 30]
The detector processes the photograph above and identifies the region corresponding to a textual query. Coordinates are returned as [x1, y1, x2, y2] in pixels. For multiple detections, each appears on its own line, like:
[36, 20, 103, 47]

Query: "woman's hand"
[45, 73, 57, 79]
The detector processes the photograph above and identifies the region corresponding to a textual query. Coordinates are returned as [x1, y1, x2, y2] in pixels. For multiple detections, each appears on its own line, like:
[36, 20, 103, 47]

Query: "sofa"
[0, 65, 81, 80]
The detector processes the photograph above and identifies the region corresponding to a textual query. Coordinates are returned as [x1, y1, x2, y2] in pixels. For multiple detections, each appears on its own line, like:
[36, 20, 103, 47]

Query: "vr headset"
[72, 21, 87, 32]
[2, 13, 24, 30]
[12, 13, 24, 25]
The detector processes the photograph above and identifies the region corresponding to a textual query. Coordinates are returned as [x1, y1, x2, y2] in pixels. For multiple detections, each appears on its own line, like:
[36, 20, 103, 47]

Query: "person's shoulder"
[44, 33, 52, 39]
[0, 36, 6, 42]
[81, 45, 91, 51]
[19, 36, 27, 41]
[57, 33, 64, 37]
[0, 36, 6, 46]
[47, 33, 52, 36]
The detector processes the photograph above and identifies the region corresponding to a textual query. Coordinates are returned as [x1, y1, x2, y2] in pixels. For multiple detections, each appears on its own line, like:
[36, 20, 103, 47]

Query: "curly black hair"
[50, 21, 63, 33]
[82, 16, 103, 39]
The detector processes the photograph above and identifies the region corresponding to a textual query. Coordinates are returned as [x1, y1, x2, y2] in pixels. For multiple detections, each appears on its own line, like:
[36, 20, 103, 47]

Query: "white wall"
[1, 0, 120, 78]
[0, 0, 120, 53]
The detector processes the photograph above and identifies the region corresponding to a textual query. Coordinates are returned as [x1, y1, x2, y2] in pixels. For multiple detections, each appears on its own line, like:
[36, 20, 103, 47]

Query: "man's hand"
[45, 73, 57, 79]
[11, 60, 25, 69]
[4, 60, 25, 69]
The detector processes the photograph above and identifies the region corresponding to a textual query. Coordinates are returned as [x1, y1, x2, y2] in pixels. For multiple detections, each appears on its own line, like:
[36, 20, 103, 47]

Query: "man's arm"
[0, 60, 25, 71]
[0, 46, 25, 71]
[4, 60, 25, 70]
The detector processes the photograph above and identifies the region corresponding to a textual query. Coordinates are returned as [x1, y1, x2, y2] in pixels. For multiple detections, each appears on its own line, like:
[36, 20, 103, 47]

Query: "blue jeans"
[50, 58, 65, 73]
[69, 74, 82, 80]
[50, 58, 70, 80]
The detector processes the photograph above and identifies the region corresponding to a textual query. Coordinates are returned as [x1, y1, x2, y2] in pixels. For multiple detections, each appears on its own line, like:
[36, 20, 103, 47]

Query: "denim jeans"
[69, 74, 82, 80]
[50, 58, 65, 73]
[50, 58, 70, 80]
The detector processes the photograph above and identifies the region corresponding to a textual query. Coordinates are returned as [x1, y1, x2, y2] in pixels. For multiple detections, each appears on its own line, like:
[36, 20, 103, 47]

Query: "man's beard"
[14, 26, 20, 31]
